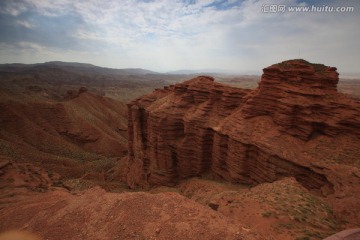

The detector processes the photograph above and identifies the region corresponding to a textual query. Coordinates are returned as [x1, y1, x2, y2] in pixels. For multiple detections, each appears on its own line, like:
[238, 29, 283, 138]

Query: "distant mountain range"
[0, 61, 159, 76]
[0, 61, 191, 102]
[1, 61, 359, 78]
[0, 61, 264, 76]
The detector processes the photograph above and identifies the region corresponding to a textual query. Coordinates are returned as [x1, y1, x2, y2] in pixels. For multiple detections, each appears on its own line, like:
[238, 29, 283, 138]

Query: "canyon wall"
[126, 60, 360, 198]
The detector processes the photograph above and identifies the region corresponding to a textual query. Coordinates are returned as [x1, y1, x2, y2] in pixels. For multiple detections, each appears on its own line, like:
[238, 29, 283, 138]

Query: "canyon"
[126, 59, 360, 226]
[1, 59, 360, 240]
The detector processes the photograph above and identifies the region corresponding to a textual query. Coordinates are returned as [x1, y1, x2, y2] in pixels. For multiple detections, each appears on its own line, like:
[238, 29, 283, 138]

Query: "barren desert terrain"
[0, 60, 359, 240]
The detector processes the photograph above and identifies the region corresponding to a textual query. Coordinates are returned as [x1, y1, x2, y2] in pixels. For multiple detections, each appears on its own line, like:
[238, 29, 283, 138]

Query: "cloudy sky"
[0, 0, 359, 74]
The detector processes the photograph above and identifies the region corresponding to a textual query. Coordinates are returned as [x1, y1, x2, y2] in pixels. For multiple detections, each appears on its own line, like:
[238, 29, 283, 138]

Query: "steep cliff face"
[126, 60, 360, 201]
[126, 77, 252, 187]
[242, 60, 359, 140]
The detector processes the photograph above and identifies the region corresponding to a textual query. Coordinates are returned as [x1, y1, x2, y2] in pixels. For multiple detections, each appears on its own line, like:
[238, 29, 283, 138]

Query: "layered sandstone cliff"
[126, 60, 360, 208]
[242, 60, 359, 140]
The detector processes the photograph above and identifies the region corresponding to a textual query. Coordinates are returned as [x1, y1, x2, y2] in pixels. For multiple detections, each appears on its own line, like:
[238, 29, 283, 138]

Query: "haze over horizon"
[0, 0, 359, 74]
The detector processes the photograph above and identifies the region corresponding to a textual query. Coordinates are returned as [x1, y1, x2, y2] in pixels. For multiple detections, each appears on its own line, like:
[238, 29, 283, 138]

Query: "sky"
[0, 0, 359, 74]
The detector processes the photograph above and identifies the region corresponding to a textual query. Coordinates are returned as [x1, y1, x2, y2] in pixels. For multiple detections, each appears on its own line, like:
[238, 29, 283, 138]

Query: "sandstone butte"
[126, 59, 360, 225]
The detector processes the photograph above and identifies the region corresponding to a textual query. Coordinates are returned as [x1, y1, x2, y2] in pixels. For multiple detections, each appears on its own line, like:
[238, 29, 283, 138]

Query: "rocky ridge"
[126, 59, 360, 224]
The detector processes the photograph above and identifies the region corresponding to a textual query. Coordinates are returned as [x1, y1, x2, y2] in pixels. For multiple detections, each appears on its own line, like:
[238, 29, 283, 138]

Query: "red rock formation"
[126, 60, 360, 224]
[242, 60, 360, 140]
[126, 76, 251, 187]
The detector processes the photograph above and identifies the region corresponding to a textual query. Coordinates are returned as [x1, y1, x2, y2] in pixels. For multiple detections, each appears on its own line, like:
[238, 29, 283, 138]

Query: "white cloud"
[1, 0, 360, 73]
[0, 1, 29, 16]
[16, 20, 34, 28]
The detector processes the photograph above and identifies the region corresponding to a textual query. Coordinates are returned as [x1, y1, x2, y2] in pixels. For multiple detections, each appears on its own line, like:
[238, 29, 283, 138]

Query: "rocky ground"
[1, 60, 359, 240]
[0, 185, 267, 240]
[0, 175, 355, 240]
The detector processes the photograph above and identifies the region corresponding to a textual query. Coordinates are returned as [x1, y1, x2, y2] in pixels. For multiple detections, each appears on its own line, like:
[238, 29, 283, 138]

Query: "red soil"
[0, 187, 265, 240]
[1, 60, 359, 240]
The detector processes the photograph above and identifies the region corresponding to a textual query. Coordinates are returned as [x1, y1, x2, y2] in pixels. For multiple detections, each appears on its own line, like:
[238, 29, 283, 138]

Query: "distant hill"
[0, 61, 175, 102]
[0, 61, 158, 76]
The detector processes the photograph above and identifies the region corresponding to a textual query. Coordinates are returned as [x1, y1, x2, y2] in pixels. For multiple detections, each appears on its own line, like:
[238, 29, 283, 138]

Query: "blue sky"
[0, 0, 359, 74]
